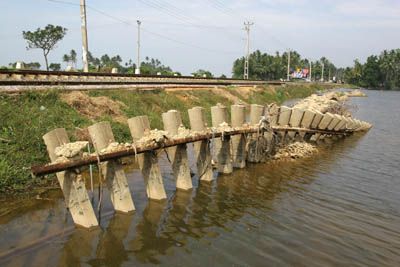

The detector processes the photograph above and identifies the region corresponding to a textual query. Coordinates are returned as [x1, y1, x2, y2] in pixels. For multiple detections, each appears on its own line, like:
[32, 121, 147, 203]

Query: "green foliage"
[140, 57, 175, 75]
[8, 62, 41, 70]
[191, 69, 213, 78]
[0, 90, 88, 193]
[63, 49, 77, 68]
[22, 24, 67, 70]
[344, 49, 400, 90]
[232, 50, 337, 81]
[87, 52, 138, 74]
[49, 63, 61, 71]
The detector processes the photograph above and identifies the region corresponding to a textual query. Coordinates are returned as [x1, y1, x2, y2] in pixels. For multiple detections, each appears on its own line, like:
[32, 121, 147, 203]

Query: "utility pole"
[309, 60, 312, 81]
[243, 21, 253, 80]
[286, 49, 291, 81]
[321, 62, 325, 82]
[80, 0, 89, 72]
[135, 20, 141, 75]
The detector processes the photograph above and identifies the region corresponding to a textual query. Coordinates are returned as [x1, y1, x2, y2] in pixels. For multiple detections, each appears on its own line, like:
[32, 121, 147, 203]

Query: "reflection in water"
[1, 91, 400, 266]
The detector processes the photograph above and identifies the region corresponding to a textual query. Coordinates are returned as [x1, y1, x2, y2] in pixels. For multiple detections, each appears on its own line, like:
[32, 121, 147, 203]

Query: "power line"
[47, 0, 242, 55]
[136, 0, 243, 41]
[202, 0, 289, 49]
[141, 27, 240, 55]
[136, 0, 202, 27]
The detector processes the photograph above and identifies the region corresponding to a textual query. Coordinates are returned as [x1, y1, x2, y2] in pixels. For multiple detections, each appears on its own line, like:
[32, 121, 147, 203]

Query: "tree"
[22, 24, 67, 71]
[70, 49, 77, 67]
[63, 49, 77, 68]
[192, 69, 213, 78]
[49, 63, 61, 71]
[8, 62, 41, 70]
[232, 49, 321, 81]
[140, 57, 175, 75]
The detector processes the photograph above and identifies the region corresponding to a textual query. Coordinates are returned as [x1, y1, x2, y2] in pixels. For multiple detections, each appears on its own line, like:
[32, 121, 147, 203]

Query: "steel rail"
[0, 69, 283, 87]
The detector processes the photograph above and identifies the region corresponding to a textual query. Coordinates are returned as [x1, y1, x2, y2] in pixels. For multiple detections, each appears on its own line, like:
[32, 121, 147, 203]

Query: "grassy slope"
[0, 83, 338, 193]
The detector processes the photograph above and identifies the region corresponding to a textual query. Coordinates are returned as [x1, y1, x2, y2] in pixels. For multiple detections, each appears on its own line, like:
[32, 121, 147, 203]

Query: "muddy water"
[1, 90, 400, 266]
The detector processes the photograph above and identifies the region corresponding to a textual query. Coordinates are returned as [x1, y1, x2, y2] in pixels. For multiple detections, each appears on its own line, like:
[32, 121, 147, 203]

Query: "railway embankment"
[0, 82, 345, 194]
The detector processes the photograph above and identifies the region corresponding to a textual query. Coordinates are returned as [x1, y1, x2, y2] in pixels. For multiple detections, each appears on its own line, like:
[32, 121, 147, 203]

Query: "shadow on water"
[0, 132, 368, 266]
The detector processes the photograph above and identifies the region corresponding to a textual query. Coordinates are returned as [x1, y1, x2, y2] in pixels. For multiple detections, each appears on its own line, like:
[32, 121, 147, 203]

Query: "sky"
[0, 0, 399, 76]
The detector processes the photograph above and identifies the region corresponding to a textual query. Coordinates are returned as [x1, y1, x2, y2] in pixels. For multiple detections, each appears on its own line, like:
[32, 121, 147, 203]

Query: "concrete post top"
[188, 106, 207, 131]
[128, 115, 151, 140]
[88, 121, 116, 150]
[162, 110, 182, 134]
[211, 105, 228, 126]
[232, 104, 246, 108]
[231, 104, 246, 127]
[250, 104, 265, 125]
[188, 106, 205, 112]
[250, 103, 264, 108]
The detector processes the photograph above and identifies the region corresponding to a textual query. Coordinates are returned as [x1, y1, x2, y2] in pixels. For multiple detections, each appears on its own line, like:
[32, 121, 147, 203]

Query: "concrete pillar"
[188, 107, 214, 181]
[248, 104, 267, 163]
[88, 122, 135, 213]
[162, 110, 193, 190]
[288, 108, 304, 139]
[277, 106, 292, 144]
[278, 106, 292, 126]
[327, 114, 342, 131]
[230, 104, 247, 168]
[310, 111, 324, 129]
[267, 104, 279, 126]
[308, 111, 324, 142]
[211, 104, 233, 174]
[43, 128, 98, 228]
[318, 113, 334, 130]
[15, 61, 25, 70]
[299, 109, 316, 139]
[314, 113, 335, 141]
[127, 115, 167, 200]
[334, 116, 347, 131]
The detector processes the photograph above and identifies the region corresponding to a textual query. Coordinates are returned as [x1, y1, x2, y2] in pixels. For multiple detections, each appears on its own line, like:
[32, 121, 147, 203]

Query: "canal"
[0, 90, 399, 266]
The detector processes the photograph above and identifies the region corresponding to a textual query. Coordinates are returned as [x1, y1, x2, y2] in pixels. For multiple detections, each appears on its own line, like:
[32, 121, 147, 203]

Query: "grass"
[0, 83, 339, 194]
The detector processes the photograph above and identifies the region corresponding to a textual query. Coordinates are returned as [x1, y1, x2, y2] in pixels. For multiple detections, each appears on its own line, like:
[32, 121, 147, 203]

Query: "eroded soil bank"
[0, 83, 344, 194]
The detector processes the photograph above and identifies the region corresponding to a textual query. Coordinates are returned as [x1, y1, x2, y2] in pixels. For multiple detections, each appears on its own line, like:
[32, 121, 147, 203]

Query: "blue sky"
[0, 0, 399, 75]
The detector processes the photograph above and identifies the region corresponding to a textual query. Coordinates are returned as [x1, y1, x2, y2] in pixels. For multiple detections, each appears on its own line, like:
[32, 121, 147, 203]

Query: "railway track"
[0, 69, 281, 87]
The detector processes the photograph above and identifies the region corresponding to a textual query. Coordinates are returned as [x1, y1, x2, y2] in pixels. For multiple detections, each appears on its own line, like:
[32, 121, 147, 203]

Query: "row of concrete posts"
[43, 103, 371, 228]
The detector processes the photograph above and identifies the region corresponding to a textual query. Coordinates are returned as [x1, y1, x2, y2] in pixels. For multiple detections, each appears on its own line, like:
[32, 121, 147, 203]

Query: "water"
[1, 90, 400, 266]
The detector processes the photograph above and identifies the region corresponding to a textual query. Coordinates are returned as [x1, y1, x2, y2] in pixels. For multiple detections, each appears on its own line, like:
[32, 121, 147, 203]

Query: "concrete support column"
[230, 104, 247, 168]
[309, 111, 324, 142]
[162, 110, 193, 190]
[88, 122, 135, 213]
[267, 104, 279, 126]
[247, 104, 267, 163]
[188, 107, 214, 181]
[277, 106, 292, 144]
[43, 128, 98, 228]
[327, 114, 342, 131]
[300, 109, 316, 140]
[211, 104, 233, 174]
[128, 115, 167, 200]
[315, 113, 334, 141]
[288, 108, 304, 139]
